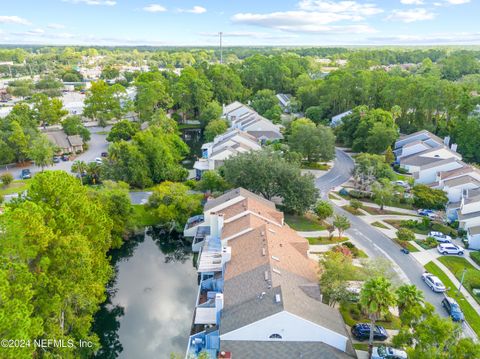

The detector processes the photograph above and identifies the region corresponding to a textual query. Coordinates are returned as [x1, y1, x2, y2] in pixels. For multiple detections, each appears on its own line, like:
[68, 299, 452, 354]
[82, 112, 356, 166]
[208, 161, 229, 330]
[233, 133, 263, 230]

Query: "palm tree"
[396, 284, 424, 327]
[333, 214, 350, 239]
[359, 277, 397, 358]
[86, 162, 102, 185]
[71, 160, 87, 185]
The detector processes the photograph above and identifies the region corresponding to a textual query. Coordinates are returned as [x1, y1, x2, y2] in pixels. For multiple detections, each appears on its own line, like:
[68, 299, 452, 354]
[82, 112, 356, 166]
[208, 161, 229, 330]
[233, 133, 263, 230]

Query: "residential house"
[193, 129, 261, 179]
[432, 166, 480, 203]
[223, 102, 283, 142]
[185, 188, 355, 359]
[331, 110, 352, 127]
[46, 131, 84, 154]
[276, 93, 292, 113]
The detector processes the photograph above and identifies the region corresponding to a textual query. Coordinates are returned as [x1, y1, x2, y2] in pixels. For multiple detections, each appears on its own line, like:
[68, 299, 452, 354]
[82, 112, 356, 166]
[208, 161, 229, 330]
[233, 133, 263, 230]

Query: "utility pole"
[457, 267, 467, 296]
[219, 32, 223, 64]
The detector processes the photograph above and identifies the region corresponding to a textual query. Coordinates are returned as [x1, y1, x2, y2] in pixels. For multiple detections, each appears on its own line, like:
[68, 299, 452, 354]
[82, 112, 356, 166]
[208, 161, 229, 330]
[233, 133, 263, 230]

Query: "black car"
[20, 169, 31, 179]
[101, 152, 108, 157]
[351, 323, 388, 341]
[442, 296, 464, 322]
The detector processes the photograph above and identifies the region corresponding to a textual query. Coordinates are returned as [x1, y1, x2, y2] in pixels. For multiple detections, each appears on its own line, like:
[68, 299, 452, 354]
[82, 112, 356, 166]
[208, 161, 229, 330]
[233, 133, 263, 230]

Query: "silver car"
[422, 272, 447, 292]
[428, 231, 452, 243]
[437, 243, 464, 256]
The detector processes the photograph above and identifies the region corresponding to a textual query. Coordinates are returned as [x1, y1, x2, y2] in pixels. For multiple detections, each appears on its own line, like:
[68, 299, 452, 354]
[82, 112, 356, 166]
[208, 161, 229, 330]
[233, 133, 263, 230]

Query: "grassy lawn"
[361, 206, 408, 216]
[425, 261, 480, 336]
[328, 192, 342, 200]
[340, 301, 402, 329]
[342, 205, 364, 215]
[353, 343, 370, 351]
[131, 204, 161, 227]
[307, 236, 348, 245]
[301, 162, 331, 171]
[393, 238, 419, 252]
[285, 213, 325, 231]
[384, 219, 458, 237]
[94, 130, 109, 135]
[372, 221, 389, 229]
[0, 180, 30, 196]
[437, 256, 480, 305]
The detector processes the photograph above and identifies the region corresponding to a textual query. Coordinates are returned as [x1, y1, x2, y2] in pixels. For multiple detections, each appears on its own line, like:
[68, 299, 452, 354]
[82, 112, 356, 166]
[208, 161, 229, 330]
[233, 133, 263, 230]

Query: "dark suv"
[351, 323, 388, 341]
[442, 296, 464, 321]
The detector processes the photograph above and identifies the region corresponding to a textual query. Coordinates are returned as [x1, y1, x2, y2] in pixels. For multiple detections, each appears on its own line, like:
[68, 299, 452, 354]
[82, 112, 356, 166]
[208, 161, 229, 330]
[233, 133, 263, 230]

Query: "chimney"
[451, 143, 458, 152]
[444, 136, 450, 146]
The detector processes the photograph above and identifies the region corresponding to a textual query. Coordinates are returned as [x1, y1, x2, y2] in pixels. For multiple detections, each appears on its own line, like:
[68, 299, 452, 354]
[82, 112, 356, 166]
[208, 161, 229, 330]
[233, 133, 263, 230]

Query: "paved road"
[130, 191, 152, 205]
[318, 148, 476, 339]
[0, 126, 110, 180]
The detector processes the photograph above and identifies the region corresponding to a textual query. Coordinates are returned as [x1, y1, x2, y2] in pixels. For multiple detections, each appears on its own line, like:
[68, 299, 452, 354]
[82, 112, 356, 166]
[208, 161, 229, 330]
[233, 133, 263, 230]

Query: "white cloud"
[368, 32, 480, 44]
[48, 23, 66, 29]
[400, 0, 424, 4]
[387, 8, 435, 22]
[199, 31, 298, 40]
[231, 1, 381, 34]
[0, 15, 31, 25]
[178, 6, 207, 14]
[298, 0, 383, 16]
[63, 0, 116, 5]
[445, 0, 470, 4]
[143, 4, 167, 13]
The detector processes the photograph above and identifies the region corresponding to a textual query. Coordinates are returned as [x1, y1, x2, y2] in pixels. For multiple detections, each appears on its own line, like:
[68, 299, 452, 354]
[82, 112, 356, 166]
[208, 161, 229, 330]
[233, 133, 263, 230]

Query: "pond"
[93, 227, 198, 359]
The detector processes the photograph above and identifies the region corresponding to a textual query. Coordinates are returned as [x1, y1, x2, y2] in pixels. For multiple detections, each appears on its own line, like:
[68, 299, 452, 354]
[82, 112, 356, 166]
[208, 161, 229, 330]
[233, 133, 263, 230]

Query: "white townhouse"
[193, 129, 261, 179]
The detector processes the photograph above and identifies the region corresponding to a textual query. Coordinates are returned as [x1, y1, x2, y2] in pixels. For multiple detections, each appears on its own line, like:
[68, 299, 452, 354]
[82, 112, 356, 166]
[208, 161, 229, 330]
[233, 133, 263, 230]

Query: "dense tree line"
[0, 171, 134, 358]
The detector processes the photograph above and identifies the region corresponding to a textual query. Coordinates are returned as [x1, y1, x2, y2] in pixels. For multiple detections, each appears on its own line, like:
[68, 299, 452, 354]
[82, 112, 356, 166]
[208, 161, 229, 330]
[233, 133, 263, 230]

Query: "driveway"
[319, 148, 476, 339]
[0, 126, 110, 180]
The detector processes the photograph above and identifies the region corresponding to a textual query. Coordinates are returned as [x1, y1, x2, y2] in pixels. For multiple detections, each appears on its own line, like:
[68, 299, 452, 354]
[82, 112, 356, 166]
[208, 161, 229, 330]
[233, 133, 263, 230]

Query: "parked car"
[442, 296, 464, 321]
[20, 169, 31, 179]
[61, 154, 70, 161]
[52, 156, 61, 163]
[428, 231, 452, 243]
[372, 346, 408, 359]
[422, 272, 447, 292]
[437, 243, 464, 256]
[101, 152, 108, 157]
[393, 180, 410, 189]
[95, 157, 103, 164]
[351, 323, 388, 341]
[418, 209, 436, 219]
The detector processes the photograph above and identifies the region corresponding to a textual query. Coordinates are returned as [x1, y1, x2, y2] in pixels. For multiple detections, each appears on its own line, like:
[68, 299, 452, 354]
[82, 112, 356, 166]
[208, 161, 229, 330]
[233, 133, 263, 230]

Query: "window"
[269, 334, 282, 339]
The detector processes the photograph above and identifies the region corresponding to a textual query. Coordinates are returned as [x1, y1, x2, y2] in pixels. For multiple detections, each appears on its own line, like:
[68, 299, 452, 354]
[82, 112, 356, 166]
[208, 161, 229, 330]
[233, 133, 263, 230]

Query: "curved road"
[318, 148, 476, 339]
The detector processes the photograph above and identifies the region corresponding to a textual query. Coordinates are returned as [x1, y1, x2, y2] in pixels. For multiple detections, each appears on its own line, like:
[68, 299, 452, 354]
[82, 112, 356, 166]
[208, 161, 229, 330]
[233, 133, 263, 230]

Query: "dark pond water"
[93, 227, 198, 359]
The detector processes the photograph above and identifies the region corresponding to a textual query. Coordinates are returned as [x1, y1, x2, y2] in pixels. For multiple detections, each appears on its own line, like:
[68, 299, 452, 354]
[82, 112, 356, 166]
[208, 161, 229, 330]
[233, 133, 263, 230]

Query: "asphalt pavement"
[317, 148, 476, 339]
[0, 126, 111, 180]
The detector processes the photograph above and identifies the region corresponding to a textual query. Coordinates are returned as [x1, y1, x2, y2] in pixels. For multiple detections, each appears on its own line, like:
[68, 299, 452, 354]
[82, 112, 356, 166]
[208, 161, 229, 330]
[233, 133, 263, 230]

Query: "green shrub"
[397, 228, 415, 241]
[425, 236, 438, 248]
[350, 199, 362, 210]
[349, 190, 365, 199]
[0, 173, 14, 187]
[470, 252, 480, 267]
[431, 223, 457, 237]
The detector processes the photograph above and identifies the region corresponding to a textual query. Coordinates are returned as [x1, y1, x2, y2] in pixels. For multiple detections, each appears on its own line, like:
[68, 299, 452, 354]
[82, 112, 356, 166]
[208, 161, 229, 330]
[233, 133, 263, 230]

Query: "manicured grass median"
[342, 205, 364, 215]
[285, 214, 325, 231]
[437, 256, 480, 306]
[0, 180, 30, 196]
[424, 261, 480, 336]
[307, 236, 348, 245]
[361, 206, 409, 216]
[372, 221, 389, 229]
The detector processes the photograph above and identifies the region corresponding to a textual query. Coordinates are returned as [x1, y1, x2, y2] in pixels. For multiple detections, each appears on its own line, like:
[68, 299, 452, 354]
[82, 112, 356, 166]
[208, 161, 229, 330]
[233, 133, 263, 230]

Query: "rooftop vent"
[258, 292, 266, 300]
[271, 255, 280, 262]
[275, 294, 282, 303]
[264, 271, 269, 281]
[268, 228, 276, 234]
[261, 231, 265, 236]
[262, 248, 266, 256]
[272, 268, 281, 275]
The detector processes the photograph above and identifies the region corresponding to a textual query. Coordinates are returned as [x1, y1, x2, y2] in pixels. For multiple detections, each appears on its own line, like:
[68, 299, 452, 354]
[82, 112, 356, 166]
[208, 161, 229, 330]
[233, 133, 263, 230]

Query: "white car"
[393, 180, 410, 189]
[437, 243, 464, 256]
[421, 272, 447, 292]
[95, 157, 103, 164]
[372, 346, 407, 359]
[428, 231, 452, 243]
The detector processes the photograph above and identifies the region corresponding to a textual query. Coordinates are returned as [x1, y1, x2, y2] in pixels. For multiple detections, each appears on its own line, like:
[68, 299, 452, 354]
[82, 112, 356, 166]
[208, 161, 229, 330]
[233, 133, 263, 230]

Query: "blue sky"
[0, 0, 479, 46]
